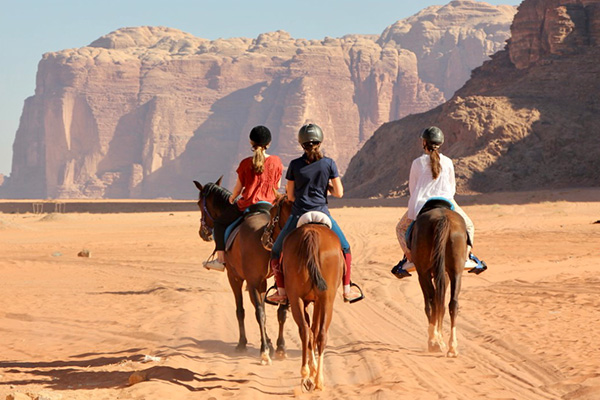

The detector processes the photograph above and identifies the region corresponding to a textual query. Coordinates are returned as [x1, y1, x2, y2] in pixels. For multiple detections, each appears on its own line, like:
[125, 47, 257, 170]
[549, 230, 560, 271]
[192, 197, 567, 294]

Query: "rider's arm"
[286, 180, 295, 202]
[328, 177, 344, 198]
[229, 176, 243, 204]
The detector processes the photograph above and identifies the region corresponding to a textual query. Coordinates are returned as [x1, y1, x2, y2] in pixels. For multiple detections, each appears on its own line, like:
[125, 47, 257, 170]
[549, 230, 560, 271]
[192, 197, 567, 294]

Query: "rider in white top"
[392, 126, 487, 279]
[407, 153, 456, 220]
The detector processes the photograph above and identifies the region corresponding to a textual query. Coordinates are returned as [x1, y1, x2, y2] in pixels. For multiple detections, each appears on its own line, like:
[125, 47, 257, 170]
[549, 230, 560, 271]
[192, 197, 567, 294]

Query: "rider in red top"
[203, 126, 283, 271]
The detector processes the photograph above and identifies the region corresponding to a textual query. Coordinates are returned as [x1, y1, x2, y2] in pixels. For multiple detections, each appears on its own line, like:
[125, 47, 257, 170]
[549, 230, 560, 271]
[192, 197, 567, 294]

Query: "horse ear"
[215, 176, 223, 186]
[193, 180, 203, 191]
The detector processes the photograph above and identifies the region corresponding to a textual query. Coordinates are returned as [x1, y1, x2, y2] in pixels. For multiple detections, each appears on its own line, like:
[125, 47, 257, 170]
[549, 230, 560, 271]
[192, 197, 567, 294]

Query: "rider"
[266, 123, 363, 304]
[391, 126, 487, 278]
[203, 125, 283, 271]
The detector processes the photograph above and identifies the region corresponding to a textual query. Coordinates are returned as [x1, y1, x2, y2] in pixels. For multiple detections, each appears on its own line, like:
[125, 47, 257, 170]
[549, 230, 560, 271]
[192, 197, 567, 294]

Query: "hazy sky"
[0, 0, 521, 176]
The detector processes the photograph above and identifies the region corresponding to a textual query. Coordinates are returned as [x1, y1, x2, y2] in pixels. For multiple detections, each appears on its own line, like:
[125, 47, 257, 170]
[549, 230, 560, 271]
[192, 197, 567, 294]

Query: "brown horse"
[193, 178, 288, 365]
[411, 201, 468, 357]
[263, 195, 344, 391]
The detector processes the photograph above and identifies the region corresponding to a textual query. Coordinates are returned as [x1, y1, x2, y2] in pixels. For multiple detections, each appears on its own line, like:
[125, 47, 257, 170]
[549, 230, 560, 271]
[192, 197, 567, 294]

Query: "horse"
[193, 177, 288, 365]
[410, 199, 468, 357]
[263, 195, 344, 391]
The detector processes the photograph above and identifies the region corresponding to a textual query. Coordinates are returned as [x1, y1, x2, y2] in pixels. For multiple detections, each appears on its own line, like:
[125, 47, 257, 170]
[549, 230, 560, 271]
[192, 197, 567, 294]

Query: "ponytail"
[425, 142, 441, 179]
[252, 145, 266, 174]
[302, 142, 323, 163]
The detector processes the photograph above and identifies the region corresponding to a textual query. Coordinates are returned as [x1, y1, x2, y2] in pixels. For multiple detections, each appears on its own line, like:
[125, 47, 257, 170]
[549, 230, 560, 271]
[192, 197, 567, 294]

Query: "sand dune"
[1, 190, 599, 399]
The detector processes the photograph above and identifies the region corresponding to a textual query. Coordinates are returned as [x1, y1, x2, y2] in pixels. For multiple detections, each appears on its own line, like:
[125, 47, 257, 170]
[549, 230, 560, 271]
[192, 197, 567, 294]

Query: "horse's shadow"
[0, 348, 248, 392]
[173, 337, 302, 360]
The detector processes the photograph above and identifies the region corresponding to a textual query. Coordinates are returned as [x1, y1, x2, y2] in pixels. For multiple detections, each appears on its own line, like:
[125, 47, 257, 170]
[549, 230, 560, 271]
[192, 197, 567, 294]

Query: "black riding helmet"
[298, 123, 324, 144]
[422, 126, 444, 146]
[249, 125, 272, 146]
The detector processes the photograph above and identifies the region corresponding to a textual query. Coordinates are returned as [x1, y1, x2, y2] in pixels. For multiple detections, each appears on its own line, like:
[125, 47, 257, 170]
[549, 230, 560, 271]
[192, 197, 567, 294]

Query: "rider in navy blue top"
[266, 123, 362, 304]
[287, 153, 339, 215]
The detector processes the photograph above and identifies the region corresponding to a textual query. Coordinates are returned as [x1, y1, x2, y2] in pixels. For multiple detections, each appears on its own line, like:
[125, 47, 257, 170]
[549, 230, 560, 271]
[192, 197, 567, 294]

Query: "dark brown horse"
[193, 178, 288, 365]
[263, 195, 343, 391]
[411, 202, 468, 357]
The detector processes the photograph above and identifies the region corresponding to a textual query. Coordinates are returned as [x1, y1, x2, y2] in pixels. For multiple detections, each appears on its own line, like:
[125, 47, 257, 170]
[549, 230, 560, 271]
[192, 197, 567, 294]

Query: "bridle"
[199, 190, 216, 240]
[261, 196, 286, 250]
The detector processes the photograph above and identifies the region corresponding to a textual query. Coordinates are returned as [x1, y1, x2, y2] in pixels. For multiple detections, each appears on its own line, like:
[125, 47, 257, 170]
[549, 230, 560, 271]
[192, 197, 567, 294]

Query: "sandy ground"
[1, 189, 599, 399]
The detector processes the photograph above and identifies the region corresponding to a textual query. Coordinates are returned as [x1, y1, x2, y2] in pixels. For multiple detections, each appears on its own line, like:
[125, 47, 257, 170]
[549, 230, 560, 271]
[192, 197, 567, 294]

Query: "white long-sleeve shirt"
[407, 153, 456, 220]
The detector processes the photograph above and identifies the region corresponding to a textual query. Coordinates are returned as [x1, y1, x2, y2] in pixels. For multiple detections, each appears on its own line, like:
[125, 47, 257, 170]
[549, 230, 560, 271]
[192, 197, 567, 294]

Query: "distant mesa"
[4, 1, 515, 199]
[343, 0, 600, 198]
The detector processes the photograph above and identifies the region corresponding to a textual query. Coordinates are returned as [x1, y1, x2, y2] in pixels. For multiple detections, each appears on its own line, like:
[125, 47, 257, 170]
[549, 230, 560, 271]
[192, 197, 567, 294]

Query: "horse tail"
[298, 227, 328, 292]
[432, 213, 451, 325]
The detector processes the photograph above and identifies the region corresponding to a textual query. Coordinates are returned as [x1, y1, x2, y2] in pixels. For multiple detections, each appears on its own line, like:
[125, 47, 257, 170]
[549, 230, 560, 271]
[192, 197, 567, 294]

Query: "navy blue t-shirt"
[286, 154, 339, 215]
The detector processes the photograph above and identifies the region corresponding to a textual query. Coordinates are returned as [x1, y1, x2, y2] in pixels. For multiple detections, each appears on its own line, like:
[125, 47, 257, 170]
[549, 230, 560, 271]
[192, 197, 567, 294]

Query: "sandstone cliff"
[344, 0, 600, 197]
[6, 1, 515, 199]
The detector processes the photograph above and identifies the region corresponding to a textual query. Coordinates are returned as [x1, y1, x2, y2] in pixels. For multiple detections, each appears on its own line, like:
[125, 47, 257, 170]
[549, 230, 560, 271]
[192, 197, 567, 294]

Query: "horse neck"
[206, 193, 231, 220]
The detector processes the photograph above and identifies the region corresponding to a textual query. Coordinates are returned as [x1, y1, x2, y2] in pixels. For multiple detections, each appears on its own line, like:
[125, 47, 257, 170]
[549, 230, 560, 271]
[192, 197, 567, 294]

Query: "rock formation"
[5, 1, 515, 199]
[344, 0, 600, 197]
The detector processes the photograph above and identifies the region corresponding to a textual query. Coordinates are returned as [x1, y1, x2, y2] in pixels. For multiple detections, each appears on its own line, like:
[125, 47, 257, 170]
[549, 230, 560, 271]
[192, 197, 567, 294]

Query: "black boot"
[391, 256, 411, 279]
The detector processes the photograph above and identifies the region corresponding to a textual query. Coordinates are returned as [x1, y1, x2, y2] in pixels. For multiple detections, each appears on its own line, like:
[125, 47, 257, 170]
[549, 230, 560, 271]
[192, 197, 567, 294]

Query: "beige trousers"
[396, 201, 474, 256]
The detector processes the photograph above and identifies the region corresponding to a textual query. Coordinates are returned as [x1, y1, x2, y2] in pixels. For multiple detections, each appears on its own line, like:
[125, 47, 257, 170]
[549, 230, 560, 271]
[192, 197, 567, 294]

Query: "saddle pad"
[297, 211, 332, 229]
[225, 223, 243, 251]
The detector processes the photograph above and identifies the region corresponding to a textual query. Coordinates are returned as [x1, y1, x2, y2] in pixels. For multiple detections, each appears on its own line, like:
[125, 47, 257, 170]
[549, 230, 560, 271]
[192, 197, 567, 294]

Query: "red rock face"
[344, 0, 600, 198]
[6, 2, 515, 199]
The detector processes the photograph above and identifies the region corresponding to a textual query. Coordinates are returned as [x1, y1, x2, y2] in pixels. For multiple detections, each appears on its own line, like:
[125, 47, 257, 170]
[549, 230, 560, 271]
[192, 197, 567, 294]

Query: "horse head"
[193, 176, 226, 242]
[261, 193, 292, 250]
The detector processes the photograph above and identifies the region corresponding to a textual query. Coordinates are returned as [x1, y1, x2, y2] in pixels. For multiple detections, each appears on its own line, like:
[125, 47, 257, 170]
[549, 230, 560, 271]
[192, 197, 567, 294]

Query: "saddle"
[406, 197, 455, 251]
[224, 201, 272, 251]
[296, 211, 332, 229]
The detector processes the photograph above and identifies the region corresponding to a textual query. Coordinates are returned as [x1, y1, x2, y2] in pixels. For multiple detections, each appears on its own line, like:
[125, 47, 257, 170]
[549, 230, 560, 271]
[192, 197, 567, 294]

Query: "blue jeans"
[271, 213, 350, 259]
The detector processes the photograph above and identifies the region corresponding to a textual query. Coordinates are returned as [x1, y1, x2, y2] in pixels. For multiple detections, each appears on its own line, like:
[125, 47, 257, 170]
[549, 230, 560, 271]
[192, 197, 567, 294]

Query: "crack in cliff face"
[5, 3, 515, 199]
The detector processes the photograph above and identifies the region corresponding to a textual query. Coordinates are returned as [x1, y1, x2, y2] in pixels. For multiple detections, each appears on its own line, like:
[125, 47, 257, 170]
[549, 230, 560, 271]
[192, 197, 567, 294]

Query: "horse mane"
[202, 183, 234, 213]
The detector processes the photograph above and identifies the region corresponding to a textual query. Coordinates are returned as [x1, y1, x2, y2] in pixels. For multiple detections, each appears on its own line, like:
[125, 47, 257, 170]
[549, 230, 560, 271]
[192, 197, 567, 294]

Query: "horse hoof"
[235, 344, 247, 353]
[275, 348, 286, 360]
[428, 343, 443, 353]
[301, 378, 315, 393]
[260, 353, 272, 366]
[447, 349, 459, 358]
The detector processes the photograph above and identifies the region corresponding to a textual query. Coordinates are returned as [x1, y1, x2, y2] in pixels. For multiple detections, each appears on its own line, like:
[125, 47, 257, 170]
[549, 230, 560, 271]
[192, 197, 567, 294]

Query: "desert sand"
[1, 189, 599, 400]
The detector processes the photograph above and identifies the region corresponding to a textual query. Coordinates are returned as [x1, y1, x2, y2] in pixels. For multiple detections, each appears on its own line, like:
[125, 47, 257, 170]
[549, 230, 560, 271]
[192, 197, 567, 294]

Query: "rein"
[262, 196, 286, 250]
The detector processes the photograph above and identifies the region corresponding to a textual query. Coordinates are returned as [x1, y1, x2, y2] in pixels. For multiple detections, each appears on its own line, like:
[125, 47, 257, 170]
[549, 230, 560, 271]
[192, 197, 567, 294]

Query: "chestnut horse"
[193, 178, 288, 365]
[263, 195, 343, 391]
[411, 200, 468, 357]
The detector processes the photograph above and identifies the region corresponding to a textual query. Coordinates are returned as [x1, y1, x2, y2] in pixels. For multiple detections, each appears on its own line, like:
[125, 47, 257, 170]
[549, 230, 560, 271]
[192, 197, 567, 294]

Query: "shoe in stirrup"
[467, 253, 487, 274]
[265, 286, 288, 305]
[343, 283, 364, 303]
[391, 256, 412, 279]
[203, 259, 226, 272]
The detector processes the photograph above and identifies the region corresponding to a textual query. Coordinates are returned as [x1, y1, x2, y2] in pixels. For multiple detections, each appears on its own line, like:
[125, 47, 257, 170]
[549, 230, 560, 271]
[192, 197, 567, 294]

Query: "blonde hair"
[252, 144, 267, 174]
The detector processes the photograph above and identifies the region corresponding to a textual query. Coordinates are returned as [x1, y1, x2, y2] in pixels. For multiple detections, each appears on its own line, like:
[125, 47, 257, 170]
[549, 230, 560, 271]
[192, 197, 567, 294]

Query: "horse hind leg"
[447, 272, 462, 358]
[276, 303, 288, 360]
[228, 275, 247, 352]
[248, 286, 272, 365]
[419, 274, 443, 352]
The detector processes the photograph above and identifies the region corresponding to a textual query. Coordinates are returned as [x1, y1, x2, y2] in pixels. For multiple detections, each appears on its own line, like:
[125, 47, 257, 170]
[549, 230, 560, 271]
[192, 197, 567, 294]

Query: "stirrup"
[265, 285, 288, 306]
[344, 282, 365, 304]
[467, 253, 488, 274]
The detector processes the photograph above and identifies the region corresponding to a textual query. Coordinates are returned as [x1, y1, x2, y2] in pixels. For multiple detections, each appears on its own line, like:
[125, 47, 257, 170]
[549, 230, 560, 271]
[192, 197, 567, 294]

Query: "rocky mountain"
[344, 0, 600, 198]
[4, 1, 515, 199]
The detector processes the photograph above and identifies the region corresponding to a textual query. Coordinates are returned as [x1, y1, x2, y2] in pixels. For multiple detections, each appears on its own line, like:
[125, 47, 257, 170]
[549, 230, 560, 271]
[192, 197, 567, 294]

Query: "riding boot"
[342, 252, 362, 302]
[267, 258, 287, 303]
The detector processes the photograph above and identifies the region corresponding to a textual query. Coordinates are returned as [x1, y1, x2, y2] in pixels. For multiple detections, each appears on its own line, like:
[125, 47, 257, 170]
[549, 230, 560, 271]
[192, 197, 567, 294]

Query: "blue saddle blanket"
[224, 201, 272, 250]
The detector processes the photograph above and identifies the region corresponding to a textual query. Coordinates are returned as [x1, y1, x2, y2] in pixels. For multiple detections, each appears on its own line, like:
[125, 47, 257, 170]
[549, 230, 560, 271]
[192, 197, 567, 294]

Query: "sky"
[0, 0, 521, 176]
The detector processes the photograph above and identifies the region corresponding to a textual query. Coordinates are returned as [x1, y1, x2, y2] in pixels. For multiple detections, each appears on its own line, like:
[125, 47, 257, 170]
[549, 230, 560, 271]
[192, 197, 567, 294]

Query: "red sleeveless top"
[235, 155, 283, 210]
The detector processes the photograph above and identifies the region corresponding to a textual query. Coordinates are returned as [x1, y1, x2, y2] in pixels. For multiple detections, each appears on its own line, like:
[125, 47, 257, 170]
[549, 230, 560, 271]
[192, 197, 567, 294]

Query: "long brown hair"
[252, 144, 267, 174]
[424, 142, 442, 179]
[302, 142, 323, 163]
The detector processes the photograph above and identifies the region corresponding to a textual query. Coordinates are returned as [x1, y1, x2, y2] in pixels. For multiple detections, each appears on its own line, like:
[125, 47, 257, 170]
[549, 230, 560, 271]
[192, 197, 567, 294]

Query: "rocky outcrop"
[5, 1, 515, 199]
[344, 0, 600, 197]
